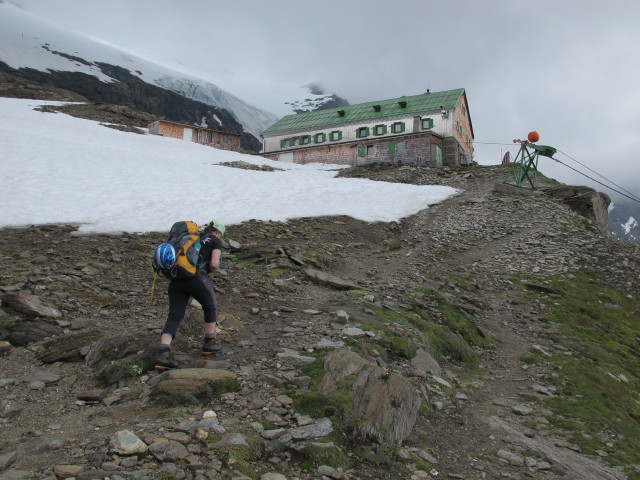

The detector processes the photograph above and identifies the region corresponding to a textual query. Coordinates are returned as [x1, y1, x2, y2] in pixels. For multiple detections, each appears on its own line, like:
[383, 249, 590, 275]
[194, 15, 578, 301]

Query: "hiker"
[155, 219, 226, 371]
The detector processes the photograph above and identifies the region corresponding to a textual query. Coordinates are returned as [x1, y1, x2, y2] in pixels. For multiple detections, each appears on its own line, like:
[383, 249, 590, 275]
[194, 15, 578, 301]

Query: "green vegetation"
[216, 434, 263, 480]
[97, 362, 141, 386]
[292, 443, 351, 470]
[417, 287, 492, 349]
[155, 392, 200, 407]
[526, 272, 640, 477]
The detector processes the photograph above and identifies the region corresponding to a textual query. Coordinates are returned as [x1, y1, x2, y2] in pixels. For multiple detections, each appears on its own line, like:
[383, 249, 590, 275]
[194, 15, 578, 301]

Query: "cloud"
[12, 0, 640, 196]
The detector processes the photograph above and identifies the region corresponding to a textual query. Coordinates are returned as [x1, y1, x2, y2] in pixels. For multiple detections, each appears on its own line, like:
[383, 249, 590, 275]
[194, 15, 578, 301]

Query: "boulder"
[0, 292, 61, 318]
[110, 430, 147, 455]
[151, 368, 237, 402]
[4, 320, 63, 346]
[36, 330, 102, 363]
[303, 269, 358, 290]
[84, 335, 144, 366]
[544, 185, 611, 233]
[318, 349, 420, 445]
[411, 348, 442, 376]
[148, 439, 189, 462]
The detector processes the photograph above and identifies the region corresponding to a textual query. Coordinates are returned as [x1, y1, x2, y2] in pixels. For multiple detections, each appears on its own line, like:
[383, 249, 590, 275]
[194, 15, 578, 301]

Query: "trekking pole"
[150, 264, 159, 301]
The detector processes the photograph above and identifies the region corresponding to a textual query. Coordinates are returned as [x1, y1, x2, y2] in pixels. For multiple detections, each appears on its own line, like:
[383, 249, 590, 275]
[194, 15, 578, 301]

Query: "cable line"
[475, 140, 640, 203]
[556, 149, 640, 203]
[550, 157, 640, 205]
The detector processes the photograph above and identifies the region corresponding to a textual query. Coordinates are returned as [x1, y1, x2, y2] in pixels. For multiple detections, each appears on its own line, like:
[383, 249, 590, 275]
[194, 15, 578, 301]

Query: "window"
[373, 105, 381, 112]
[421, 118, 433, 130]
[223, 136, 229, 143]
[396, 142, 405, 153]
[391, 122, 405, 134]
[314, 133, 326, 143]
[206, 132, 213, 143]
[357, 145, 374, 157]
[356, 127, 370, 138]
[301, 135, 311, 145]
[373, 124, 387, 136]
[329, 130, 342, 141]
[293, 137, 301, 146]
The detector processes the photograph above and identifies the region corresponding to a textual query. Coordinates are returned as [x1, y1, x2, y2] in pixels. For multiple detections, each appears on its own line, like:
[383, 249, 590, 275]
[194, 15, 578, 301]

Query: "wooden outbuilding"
[148, 120, 242, 152]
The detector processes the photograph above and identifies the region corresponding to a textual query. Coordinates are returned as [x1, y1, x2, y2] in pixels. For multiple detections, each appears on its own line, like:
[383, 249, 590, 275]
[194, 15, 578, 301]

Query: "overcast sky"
[10, 0, 640, 200]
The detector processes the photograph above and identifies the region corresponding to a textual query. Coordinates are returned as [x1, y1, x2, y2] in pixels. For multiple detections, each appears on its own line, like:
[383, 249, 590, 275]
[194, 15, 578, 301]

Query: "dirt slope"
[1, 160, 639, 480]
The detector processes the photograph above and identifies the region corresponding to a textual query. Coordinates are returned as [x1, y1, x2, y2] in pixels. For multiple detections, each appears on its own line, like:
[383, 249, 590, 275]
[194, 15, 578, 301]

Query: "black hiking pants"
[162, 275, 217, 338]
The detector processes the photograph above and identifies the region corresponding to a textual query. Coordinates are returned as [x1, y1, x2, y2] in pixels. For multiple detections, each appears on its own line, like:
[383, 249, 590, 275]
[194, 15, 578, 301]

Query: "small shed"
[148, 120, 242, 152]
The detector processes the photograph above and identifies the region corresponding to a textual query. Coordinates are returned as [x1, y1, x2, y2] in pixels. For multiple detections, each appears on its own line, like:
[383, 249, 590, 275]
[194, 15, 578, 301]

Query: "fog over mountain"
[0, 1, 343, 149]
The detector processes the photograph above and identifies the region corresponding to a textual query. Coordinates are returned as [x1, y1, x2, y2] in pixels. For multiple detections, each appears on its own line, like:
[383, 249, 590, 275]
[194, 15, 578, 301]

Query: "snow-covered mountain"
[609, 198, 640, 245]
[284, 81, 350, 113]
[0, 1, 338, 147]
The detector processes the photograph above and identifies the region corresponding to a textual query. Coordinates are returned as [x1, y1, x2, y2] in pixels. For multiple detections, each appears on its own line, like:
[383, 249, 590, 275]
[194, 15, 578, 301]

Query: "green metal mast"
[503, 140, 557, 190]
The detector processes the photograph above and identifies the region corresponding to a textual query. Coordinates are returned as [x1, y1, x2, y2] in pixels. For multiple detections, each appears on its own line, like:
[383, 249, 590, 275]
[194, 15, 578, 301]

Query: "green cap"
[207, 219, 226, 235]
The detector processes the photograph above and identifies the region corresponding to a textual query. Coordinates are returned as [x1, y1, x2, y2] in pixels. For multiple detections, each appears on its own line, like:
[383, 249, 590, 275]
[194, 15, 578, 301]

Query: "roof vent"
[398, 101, 407, 108]
[337, 110, 345, 117]
[373, 105, 381, 112]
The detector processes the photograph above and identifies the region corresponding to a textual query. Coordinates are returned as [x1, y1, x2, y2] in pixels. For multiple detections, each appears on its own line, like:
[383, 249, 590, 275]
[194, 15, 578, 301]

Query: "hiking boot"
[155, 349, 179, 371]
[202, 336, 222, 356]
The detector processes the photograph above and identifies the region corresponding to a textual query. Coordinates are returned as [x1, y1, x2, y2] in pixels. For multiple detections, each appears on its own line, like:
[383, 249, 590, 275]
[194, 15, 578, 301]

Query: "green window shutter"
[387, 141, 396, 158]
[314, 133, 326, 143]
[336, 131, 343, 141]
[280, 139, 285, 148]
[392, 122, 405, 133]
[374, 124, 387, 135]
[428, 118, 434, 128]
[357, 145, 366, 157]
[357, 127, 370, 138]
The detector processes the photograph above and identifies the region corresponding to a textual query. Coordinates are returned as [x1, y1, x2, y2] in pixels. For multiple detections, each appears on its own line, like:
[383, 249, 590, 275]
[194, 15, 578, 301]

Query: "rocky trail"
[1, 164, 639, 480]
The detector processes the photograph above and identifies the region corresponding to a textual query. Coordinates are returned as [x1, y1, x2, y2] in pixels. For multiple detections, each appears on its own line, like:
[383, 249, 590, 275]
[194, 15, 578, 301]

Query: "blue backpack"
[152, 221, 202, 279]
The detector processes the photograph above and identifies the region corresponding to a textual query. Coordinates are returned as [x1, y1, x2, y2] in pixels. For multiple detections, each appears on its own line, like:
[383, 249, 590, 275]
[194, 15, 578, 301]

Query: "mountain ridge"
[0, 1, 322, 151]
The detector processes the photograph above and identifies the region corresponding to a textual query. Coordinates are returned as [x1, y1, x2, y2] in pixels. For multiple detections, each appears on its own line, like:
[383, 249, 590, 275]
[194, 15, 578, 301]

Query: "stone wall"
[263, 133, 441, 166]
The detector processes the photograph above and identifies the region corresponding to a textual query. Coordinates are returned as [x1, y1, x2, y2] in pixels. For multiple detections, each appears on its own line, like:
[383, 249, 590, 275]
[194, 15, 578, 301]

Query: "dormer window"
[337, 110, 345, 117]
[373, 105, 381, 112]
[398, 101, 407, 108]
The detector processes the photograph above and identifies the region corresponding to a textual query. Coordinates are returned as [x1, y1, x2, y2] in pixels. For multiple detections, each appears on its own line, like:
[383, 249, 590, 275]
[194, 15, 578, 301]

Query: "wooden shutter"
[387, 142, 396, 158]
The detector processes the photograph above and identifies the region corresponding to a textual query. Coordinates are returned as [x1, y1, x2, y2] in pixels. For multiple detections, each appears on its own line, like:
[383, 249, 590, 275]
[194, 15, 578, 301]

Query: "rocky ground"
[1, 160, 639, 480]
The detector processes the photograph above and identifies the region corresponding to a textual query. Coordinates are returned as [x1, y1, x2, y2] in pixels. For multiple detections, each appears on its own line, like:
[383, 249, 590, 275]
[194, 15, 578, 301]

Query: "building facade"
[261, 88, 474, 166]
[148, 120, 242, 152]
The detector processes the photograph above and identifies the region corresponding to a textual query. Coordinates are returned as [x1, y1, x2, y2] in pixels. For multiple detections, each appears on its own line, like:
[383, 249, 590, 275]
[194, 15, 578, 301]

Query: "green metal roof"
[262, 88, 466, 135]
